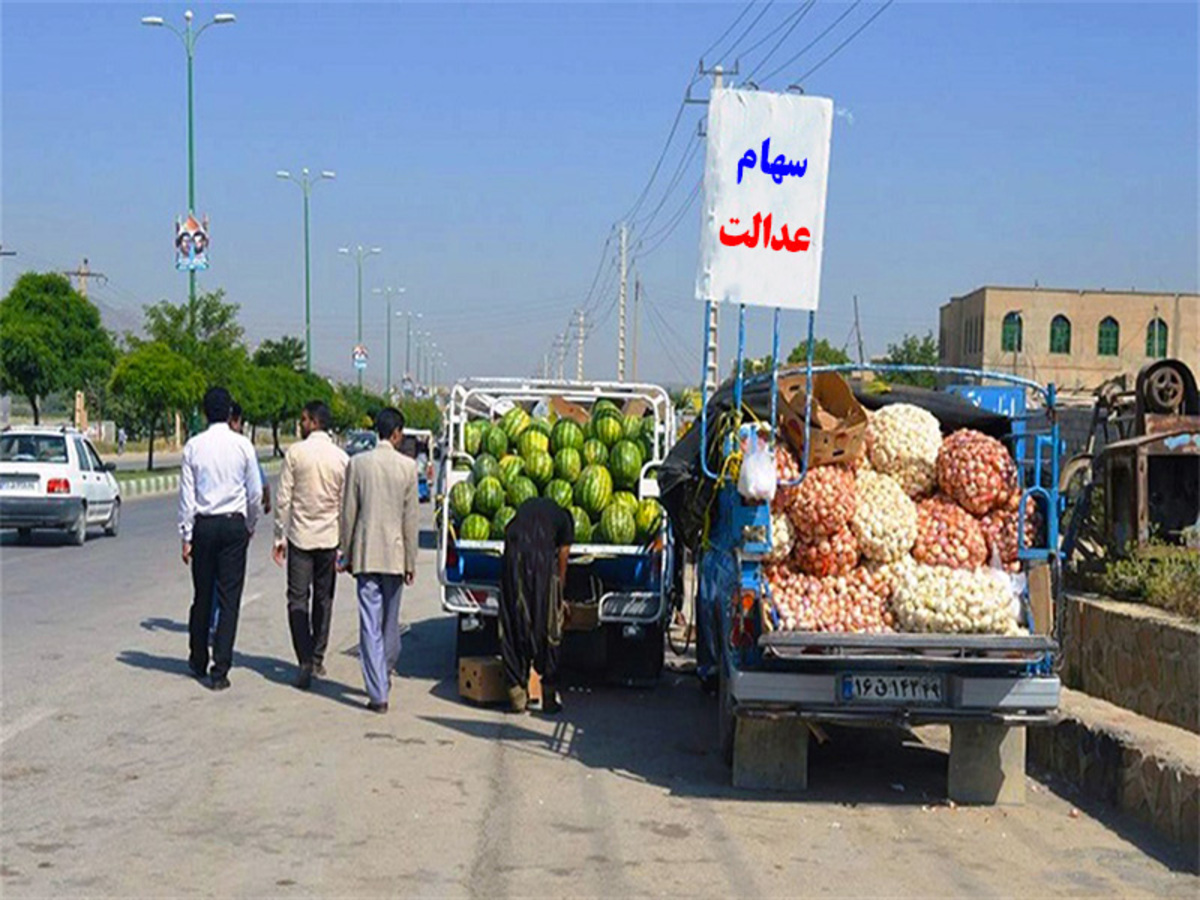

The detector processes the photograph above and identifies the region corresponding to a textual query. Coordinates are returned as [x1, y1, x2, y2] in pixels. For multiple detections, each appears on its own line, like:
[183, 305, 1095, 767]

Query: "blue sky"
[2, 1, 1196, 388]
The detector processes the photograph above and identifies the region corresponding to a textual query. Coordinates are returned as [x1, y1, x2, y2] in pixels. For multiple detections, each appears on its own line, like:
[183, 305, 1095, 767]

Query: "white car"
[0, 426, 121, 544]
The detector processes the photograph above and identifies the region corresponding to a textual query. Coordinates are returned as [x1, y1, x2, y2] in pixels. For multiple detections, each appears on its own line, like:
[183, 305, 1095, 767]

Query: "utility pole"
[632, 275, 641, 381]
[554, 334, 568, 380]
[575, 308, 586, 381]
[617, 222, 628, 382]
[62, 258, 108, 299]
[852, 294, 866, 365]
[697, 62, 729, 397]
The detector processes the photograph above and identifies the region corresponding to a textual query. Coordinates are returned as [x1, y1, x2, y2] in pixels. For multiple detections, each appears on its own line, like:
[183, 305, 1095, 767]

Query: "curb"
[121, 458, 282, 501]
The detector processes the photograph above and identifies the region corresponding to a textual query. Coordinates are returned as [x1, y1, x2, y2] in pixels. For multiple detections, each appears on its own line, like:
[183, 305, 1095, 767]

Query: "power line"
[717, 0, 776, 64]
[698, 0, 758, 64]
[789, 0, 896, 86]
[759, 0, 863, 85]
[633, 177, 703, 261]
[630, 131, 702, 236]
[743, 0, 819, 84]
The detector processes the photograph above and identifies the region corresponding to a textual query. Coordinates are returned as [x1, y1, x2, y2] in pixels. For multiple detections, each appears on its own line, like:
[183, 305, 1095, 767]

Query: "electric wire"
[758, 0, 863, 85]
[743, 0, 819, 84]
[633, 177, 703, 261]
[717, 0, 776, 64]
[789, 0, 896, 85]
[698, 0, 758, 64]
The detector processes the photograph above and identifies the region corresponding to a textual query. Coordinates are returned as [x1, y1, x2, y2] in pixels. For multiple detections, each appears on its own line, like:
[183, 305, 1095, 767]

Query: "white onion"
[864, 404, 943, 498]
[851, 470, 918, 562]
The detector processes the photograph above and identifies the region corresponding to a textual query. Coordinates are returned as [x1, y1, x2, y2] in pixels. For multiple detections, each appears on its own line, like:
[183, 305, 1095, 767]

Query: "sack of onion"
[936, 429, 1019, 516]
[864, 403, 943, 498]
[785, 464, 856, 540]
[765, 509, 796, 563]
[891, 562, 1023, 635]
[850, 470, 918, 562]
[913, 496, 988, 569]
[792, 524, 860, 578]
[978, 498, 1041, 570]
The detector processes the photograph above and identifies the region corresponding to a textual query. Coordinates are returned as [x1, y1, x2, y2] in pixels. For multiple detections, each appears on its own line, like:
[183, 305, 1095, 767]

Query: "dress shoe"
[188, 660, 207, 680]
[541, 689, 562, 715]
[366, 700, 389, 714]
[294, 665, 313, 690]
[313, 663, 327, 677]
[209, 675, 231, 691]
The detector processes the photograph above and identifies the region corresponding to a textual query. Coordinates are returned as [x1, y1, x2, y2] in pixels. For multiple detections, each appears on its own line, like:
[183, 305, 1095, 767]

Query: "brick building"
[938, 286, 1199, 394]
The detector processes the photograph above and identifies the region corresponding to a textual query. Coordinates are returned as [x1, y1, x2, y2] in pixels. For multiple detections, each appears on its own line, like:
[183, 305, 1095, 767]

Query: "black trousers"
[286, 543, 338, 667]
[498, 552, 562, 692]
[189, 514, 250, 679]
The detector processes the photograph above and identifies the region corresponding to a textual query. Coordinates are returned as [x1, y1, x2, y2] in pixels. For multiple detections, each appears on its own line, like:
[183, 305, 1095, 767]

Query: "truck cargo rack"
[759, 631, 1056, 666]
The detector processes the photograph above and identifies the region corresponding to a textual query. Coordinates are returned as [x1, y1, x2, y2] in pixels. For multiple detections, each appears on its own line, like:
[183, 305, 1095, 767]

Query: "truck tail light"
[46, 478, 70, 494]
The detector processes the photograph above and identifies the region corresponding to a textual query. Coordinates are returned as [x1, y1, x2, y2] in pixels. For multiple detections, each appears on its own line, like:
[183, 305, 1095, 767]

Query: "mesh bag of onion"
[772, 445, 802, 514]
[979, 498, 1041, 570]
[850, 470, 918, 562]
[913, 496, 988, 569]
[792, 523, 860, 577]
[785, 464, 856, 540]
[936, 429, 1019, 516]
[766, 564, 895, 634]
[891, 562, 1023, 635]
[864, 403, 943, 498]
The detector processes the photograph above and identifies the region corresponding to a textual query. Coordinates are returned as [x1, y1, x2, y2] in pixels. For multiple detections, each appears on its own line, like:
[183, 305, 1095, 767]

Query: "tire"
[16, 527, 32, 543]
[70, 507, 87, 546]
[718, 660, 736, 768]
[104, 500, 120, 537]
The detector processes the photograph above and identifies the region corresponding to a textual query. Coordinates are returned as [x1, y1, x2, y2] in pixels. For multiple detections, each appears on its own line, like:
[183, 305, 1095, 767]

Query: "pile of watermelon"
[448, 399, 664, 547]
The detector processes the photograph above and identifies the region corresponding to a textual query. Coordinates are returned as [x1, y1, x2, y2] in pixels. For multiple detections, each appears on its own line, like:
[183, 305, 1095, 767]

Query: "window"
[1049, 315, 1072, 354]
[1145, 318, 1168, 358]
[0, 434, 68, 463]
[87, 443, 106, 472]
[1001, 312, 1023, 353]
[74, 439, 92, 471]
[1098, 317, 1120, 356]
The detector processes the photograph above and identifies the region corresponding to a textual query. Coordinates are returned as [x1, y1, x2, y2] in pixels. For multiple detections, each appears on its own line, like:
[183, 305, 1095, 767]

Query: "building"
[938, 286, 1199, 394]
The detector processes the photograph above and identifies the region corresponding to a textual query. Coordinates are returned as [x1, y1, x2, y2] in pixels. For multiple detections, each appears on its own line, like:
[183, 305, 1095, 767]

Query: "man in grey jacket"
[338, 407, 419, 713]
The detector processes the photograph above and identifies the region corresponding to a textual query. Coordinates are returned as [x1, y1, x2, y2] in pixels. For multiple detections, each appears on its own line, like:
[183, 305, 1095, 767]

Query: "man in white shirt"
[272, 400, 348, 689]
[179, 387, 263, 691]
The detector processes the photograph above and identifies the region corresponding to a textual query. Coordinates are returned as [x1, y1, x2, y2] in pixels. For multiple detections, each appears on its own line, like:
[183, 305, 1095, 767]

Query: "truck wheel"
[718, 662, 736, 768]
[70, 507, 87, 546]
[104, 500, 121, 537]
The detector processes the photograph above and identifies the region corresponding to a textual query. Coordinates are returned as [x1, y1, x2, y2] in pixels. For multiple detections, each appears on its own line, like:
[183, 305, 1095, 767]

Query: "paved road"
[1, 493, 1196, 897]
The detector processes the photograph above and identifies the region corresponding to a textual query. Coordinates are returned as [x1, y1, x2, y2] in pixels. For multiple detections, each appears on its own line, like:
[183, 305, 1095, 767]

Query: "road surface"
[1, 492, 1195, 897]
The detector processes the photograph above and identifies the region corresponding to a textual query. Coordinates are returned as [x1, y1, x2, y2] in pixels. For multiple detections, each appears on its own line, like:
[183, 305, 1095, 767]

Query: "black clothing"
[286, 543, 338, 668]
[188, 513, 250, 680]
[498, 498, 575, 692]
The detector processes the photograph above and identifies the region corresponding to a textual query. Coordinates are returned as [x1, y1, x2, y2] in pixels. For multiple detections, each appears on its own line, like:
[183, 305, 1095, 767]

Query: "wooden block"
[1028, 563, 1053, 635]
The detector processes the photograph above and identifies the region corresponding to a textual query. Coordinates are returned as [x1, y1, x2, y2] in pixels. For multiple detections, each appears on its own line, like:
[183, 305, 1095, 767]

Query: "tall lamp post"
[338, 245, 381, 387]
[400, 312, 422, 393]
[372, 286, 406, 396]
[141, 9, 236, 340]
[276, 168, 335, 372]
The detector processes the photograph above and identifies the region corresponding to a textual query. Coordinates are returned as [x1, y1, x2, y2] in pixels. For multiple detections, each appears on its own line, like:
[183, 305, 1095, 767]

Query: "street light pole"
[338, 245, 381, 388]
[372, 287, 406, 396]
[277, 168, 335, 373]
[142, 9, 236, 341]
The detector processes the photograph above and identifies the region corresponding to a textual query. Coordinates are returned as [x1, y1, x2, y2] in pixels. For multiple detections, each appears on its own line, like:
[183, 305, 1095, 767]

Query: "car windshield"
[345, 432, 376, 454]
[0, 434, 68, 463]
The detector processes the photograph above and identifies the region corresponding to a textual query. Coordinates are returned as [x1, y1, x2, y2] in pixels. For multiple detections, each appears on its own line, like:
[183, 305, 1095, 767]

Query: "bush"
[1099, 551, 1200, 620]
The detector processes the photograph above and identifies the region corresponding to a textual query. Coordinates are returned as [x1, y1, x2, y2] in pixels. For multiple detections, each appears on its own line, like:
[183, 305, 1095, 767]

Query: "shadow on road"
[0, 529, 104, 547]
[140, 617, 189, 633]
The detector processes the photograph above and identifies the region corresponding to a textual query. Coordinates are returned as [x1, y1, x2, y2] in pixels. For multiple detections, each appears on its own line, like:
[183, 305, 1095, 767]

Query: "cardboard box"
[621, 397, 650, 419]
[458, 656, 508, 704]
[777, 371, 867, 467]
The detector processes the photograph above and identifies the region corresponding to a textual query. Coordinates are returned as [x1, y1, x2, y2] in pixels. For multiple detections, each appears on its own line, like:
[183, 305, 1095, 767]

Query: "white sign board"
[695, 88, 833, 311]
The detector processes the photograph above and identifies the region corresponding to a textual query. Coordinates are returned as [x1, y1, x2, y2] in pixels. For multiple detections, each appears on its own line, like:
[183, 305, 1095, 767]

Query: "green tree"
[785, 338, 851, 367]
[109, 342, 204, 470]
[252, 336, 306, 372]
[0, 272, 116, 423]
[399, 397, 442, 433]
[138, 288, 244, 384]
[257, 366, 309, 457]
[880, 331, 939, 389]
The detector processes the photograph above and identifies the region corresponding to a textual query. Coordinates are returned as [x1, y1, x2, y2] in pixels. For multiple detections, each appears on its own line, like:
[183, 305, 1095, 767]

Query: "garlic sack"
[766, 509, 796, 563]
[850, 470, 918, 562]
[891, 563, 1023, 635]
[864, 404, 943, 498]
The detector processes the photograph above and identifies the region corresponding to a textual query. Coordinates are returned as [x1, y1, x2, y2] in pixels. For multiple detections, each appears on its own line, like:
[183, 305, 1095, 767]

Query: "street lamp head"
[275, 170, 291, 179]
[213, 13, 236, 24]
[369, 247, 383, 255]
[337, 247, 350, 255]
[320, 170, 336, 180]
[185, 10, 194, 22]
[141, 16, 165, 26]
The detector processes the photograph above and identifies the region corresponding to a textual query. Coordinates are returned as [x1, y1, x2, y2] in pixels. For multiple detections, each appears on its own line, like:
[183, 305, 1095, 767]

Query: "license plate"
[0, 479, 36, 492]
[841, 673, 945, 706]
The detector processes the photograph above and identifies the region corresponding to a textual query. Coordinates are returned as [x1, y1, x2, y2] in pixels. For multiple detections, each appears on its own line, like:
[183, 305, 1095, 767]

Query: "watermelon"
[551, 419, 585, 454]
[473, 476, 506, 518]
[545, 478, 574, 509]
[593, 414, 623, 448]
[640, 416, 657, 439]
[507, 476, 539, 509]
[491, 505, 516, 539]
[464, 421, 486, 455]
[517, 428, 550, 459]
[574, 465, 613, 517]
[449, 481, 474, 521]
[610, 491, 639, 517]
[528, 417, 552, 438]
[472, 453, 499, 483]
[553, 447, 582, 483]
[570, 506, 593, 543]
[582, 419, 595, 441]
[498, 454, 525, 487]
[524, 450, 554, 488]
[622, 415, 643, 440]
[598, 504, 637, 546]
[592, 398, 620, 418]
[484, 425, 509, 459]
[640, 435, 655, 463]
[609, 439, 644, 490]
[460, 513, 491, 541]
[635, 498, 664, 540]
[500, 407, 531, 442]
[582, 439, 608, 467]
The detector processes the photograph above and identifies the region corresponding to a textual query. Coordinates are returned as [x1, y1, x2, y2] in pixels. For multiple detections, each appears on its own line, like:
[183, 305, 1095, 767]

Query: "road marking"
[0, 707, 57, 747]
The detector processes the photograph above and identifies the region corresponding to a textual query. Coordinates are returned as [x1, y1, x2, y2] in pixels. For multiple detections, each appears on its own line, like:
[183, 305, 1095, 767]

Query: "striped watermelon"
[545, 479, 574, 509]
[598, 504, 637, 546]
[635, 498, 664, 541]
[464, 421, 486, 455]
[498, 454, 525, 487]
[473, 476, 506, 517]
[592, 398, 620, 418]
[524, 450, 554, 488]
[593, 414, 623, 448]
[622, 415, 643, 440]
[517, 428, 550, 459]
[472, 453, 499, 483]
[582, 439, 608, 467]
[554, 447, 582, 483]
[460, 513, 491, 541]
[570, 506, 593, 543]
[491, 505, 516, 539]
[551, 419, 585, 454]
[640, 416, 656, 439]
[574, 465, 613, 517]
[500, 407, 531, 442]
[528, 417, 552, 438]
[484, 425, 509, 459]
[610, 491, 639, 518]
[507, 476, 539, 509]
[449, 481, 474, 521]
[609, 439, 644, 490]
[582, 419, 595, 441]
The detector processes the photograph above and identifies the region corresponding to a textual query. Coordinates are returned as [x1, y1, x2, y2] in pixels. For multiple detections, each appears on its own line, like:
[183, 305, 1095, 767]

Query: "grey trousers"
[356, 574, 404, 705]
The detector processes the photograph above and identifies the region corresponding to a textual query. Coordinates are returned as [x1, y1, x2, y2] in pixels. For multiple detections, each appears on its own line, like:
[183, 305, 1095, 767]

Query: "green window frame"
[1145, 318, 1168, 358]
[1049, 315, 1071, 354]
[1000, 312, 1022, 353]
[1097, 317, 1120, 356]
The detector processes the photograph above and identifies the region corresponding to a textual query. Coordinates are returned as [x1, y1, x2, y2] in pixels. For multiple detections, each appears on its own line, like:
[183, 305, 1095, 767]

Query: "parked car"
[344, 430, 378, 457]
[0, 426, 121, 544]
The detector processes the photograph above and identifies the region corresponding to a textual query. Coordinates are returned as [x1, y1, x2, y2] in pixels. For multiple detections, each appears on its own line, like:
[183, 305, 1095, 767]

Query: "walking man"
[338, 407, 419, 713]
[272, 400, 348, 689]
[179, 387, 263, 691]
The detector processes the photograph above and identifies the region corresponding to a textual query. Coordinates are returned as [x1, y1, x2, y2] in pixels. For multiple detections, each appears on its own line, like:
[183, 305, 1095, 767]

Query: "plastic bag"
[737, 430, 777, 502]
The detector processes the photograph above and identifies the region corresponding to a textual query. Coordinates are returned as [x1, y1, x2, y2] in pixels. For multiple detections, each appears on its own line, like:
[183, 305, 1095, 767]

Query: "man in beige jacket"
[272, 400, 348, 689]
[338, 407, 419, 713]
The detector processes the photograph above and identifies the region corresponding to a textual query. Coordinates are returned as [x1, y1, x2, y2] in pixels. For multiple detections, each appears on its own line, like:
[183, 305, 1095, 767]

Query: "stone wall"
[1063, 593, 1199, 734]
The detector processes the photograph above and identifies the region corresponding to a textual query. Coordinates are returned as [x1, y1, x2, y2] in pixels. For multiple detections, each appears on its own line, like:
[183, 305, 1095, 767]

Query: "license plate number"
[1, 479, 36, 492]
[841, 673, 945, 705]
